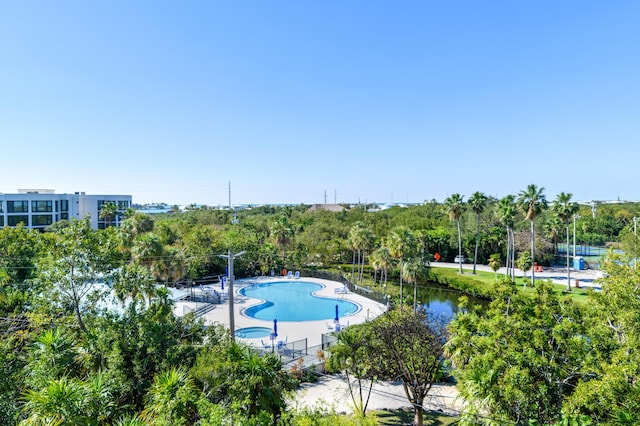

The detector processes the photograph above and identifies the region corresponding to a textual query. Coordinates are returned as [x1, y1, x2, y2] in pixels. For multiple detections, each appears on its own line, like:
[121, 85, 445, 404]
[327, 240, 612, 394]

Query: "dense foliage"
[1, 191, 640, 424]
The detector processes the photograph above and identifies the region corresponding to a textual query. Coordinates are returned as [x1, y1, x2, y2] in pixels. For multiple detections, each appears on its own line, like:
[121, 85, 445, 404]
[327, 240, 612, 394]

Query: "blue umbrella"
[273, 319, 278, 338]
[334, 304, 339, 322]
[220, 276, 224, 290]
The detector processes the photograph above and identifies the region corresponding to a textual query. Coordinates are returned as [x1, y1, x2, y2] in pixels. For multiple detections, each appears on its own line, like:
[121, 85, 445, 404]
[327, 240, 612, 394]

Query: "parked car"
[454, 255, 466, 263]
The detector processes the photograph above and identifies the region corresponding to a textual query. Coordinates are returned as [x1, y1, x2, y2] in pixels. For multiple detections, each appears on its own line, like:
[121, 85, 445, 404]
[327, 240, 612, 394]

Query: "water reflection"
[416, 282, 485, 323]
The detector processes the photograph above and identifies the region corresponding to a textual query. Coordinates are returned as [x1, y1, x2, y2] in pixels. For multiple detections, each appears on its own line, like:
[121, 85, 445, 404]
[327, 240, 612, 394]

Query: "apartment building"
[0, 189, 132, 230]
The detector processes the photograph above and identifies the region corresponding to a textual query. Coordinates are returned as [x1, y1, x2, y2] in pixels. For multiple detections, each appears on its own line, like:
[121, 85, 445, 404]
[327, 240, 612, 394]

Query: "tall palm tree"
[544, 214, 563, 255]
[553, 192, 579, 291]
[445, 193, 465, 274]
[270, 215, 293, 268]
[401, 257, 427, 312]
[387, 227, 416, 307]
[497, 195, 517, 281]
[517, 184, 547, 290]
[371, 245, 393, 289]
[468, 192, 488, 274]
[348, 223, 373, 283]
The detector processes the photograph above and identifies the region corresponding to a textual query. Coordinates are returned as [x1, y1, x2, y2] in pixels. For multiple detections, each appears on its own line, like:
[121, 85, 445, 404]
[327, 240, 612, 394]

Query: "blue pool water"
[235, 326, 272, 339]
[240, 281, 359, 321]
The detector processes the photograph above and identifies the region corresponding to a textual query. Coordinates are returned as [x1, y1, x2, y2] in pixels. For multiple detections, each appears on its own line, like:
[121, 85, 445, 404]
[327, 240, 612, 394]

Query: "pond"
[411, 282, 486, 322]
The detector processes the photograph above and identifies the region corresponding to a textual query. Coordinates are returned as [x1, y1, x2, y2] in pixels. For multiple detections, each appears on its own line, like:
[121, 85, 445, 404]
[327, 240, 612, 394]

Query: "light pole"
[573, 214, 580, 259]
[218, 250, 245, 338]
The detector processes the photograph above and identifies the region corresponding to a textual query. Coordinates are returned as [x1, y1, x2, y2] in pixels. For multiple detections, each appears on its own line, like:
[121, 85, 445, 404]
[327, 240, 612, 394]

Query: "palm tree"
[402, 257, 427, 312]
[387, 227, 416, 307]
[142, 367, 200, 425]
[468, 192, 488, 274]
[517, 184, 547, 290]
[553, 192, 579, 291]
[544, 214, 563, 255]
[270, 215, 293, 268]
[348, 223, 373, 283]
[497, 195, 517, 281]
[371, 245, 393, 289]
[98, 201, 119, 229]
[445, 193, 465, 274]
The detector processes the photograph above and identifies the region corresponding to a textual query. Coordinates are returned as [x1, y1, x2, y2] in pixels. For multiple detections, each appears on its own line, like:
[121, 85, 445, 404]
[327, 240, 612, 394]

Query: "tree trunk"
[530, 221, 535, 288]
[505, 226, 511, 279]
[511, 228, 516, 281]
[414, 403, 424, 426]
[351, 250, 356, 281]
[399, 257, 404, 308]
[473, 214, 480, 274]
[566, 224, 571, 292]
[457, 220, 463, 274]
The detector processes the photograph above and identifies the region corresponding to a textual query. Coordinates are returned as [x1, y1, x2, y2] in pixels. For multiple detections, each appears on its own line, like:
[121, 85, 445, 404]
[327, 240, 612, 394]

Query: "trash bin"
[574, 256, 584, 271]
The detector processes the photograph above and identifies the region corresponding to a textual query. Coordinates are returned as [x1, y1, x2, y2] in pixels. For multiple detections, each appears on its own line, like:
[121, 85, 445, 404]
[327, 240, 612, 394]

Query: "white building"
[0, 189, 132, 230]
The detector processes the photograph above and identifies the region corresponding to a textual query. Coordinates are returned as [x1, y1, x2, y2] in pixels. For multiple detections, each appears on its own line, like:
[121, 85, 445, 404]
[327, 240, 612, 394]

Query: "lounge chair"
[286, 271, 293, 279]
[261, 340, 272, 350]
[294, 271, 300, 279]
[335, 285, 349, 294]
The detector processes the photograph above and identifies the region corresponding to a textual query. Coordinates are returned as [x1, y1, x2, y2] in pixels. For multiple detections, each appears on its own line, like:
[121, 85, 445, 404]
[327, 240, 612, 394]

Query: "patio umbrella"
[273, 319, 278, 338]
[220, 277, 224, 290]
[334, 304, 339, 322]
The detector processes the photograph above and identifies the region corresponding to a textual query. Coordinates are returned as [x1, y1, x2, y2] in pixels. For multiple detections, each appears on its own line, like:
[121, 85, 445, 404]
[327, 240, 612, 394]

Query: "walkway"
[431, 262, 604, 289]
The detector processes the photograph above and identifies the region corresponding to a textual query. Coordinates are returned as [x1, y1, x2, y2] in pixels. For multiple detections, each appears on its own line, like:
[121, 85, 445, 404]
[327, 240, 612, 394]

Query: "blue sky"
[1, 1, 639, 206]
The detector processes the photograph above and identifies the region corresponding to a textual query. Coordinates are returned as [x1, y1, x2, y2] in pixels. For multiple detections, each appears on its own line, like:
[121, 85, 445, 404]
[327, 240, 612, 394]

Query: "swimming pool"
[240, 280, 359, 321]
[235, 326, 272, 339]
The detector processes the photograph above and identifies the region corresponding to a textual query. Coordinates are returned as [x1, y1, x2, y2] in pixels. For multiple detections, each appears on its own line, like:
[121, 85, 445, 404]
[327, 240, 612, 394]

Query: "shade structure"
[273, 319, 278, 338]
[334, 304, 339, 322]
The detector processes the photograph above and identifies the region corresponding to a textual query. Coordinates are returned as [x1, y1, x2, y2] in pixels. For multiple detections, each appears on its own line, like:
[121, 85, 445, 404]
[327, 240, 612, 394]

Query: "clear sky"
[1, 1, 639, 206]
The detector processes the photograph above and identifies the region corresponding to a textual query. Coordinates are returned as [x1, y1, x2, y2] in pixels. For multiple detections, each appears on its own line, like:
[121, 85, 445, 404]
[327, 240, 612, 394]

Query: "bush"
[427, 268, 492, 299]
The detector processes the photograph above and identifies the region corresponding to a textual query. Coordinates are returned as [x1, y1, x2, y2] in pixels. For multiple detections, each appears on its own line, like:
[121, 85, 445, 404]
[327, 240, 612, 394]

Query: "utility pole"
[220, 181, 243, 338]
[218, 250, 245, 338]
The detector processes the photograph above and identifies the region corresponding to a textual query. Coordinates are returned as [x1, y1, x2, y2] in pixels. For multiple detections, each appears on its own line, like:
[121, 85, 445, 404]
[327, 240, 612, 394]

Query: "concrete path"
[291, 374, 463, 417]
[431, 261, 603, 289]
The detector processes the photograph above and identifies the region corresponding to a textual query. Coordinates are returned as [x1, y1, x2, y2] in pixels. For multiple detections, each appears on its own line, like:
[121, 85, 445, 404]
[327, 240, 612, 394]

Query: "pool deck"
[174, 276, 388, 348]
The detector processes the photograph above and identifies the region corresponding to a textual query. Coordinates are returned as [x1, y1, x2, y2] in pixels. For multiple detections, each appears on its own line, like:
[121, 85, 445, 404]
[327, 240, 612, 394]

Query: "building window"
[0, 216, 3, 227]
[60, 200, 69, 212]
[32, 200, 53, 212]
[32, 215, 53, 227]
[7, 215, 29, 226]
[118, 200, 129, 210]
[61, 213, 69, 220]
[7, 201, 28, 213]
[0, 201, 3, 213]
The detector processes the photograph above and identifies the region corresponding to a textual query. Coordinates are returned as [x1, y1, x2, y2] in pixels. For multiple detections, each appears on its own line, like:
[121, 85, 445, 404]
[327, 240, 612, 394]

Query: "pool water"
[235, 326, 272, 339]
[240, 281, 359, 321]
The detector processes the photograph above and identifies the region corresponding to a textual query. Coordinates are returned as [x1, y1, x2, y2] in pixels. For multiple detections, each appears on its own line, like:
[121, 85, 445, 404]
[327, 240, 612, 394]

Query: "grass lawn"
[429, 267, 594, 304]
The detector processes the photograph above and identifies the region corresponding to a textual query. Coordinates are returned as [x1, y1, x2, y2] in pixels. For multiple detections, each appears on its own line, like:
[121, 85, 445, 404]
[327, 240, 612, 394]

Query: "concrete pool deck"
[174, 276, 388, 348]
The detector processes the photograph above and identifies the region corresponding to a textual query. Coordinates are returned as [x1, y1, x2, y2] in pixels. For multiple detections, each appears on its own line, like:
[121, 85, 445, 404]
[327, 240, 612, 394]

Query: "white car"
[454, 255, 466, 263]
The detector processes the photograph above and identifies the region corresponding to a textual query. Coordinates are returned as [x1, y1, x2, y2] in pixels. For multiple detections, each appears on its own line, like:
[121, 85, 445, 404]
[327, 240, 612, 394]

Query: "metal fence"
[300, 269, 389, 305]
[255, 333, 339, 371]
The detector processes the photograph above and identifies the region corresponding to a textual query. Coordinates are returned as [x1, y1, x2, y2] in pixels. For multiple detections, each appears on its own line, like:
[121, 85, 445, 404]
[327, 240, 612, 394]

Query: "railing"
[255, 333, 339, 371]
[300, 269, 389, 305]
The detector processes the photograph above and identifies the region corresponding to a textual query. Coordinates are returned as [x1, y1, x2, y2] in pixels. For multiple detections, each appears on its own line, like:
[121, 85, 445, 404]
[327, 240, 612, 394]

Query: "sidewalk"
[431, 262, 603, 289]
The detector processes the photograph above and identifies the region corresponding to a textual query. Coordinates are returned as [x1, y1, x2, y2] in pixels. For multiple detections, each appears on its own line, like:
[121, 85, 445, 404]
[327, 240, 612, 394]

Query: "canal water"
[405, 282, 486, 323]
